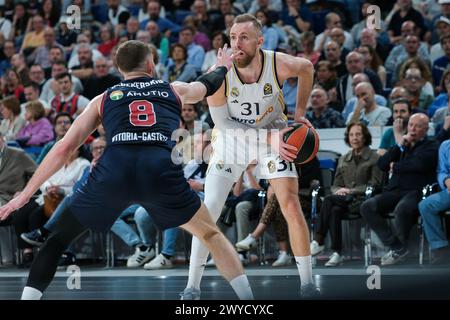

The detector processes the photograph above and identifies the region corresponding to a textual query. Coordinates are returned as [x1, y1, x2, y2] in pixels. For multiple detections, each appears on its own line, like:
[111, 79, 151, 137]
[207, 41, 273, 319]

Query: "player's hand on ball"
[0, 193, 29, 221]
[269, 127, 298, 162]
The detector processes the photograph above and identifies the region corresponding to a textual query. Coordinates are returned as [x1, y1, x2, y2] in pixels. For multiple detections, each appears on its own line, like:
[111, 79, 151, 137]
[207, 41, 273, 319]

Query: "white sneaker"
[179, 287, 201, 300]
[127, 247, 155, 268]
[144, 253, 173, 269]
[310, 240, 325, 256]
[235, 234, 257, 251]
[325, 252, 344, 267]
[272, 251, 292, 267]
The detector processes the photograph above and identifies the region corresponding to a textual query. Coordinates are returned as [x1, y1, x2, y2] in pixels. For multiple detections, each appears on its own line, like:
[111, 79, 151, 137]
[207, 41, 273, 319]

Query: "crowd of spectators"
[0, 0, 450, 268]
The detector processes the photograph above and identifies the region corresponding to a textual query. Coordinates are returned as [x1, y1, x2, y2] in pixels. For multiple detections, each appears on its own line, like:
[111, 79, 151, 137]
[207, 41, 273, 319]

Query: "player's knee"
[201, 227, 221, 243]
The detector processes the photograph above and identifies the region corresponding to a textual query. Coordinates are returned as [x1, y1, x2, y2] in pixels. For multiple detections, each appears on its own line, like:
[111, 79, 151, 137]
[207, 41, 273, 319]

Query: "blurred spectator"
[224, 12, 236, 36]
[350, 1, 388, 47]
[359, 28, 390, 63]
[11, 53, 29, 85]
[55, 16, 78, 52]
[50, 72, 90, 119]
[357, 45, 386, 89]
[0, 95, 25, 141]
[398, 57, 434, 98]
[68, 34, 103, 69]
[124, 17, 139, 41]
[280, 0, 312, 34]
[83, 57, 121, 100]
[342, 73, 387, 122]
[329, 27, 351, 60]
[178, 26, 205, 74]
[202, 31, 229, 73]
[314, 12, 353, 52]
[249, 0, 282, 18]
[29, 65, 47, 93]
[41, 60, 84, 103]
[211, 0, 243, 33]
[255, 9, 279, 51]
[430, 17, 450, 63]
[0, 7, 12, 41]
[401, 67, 434, 112]
[418, 139, 450, 264]
[432, 32, 450, 88]
[336, 51, 383, 109]
[139, 0, 180, 37]
[107, 0, 130, 27]
[388, 86, 409, 109]
[70, 43, 95, 83]
[323, 41, 346, 78]
[387, 0, 426, 45]
[310, 122, 382, 266]
[29, 27, 64, 71]
[306, 87, 345, 128]
[163, 43, 197, 83]
[42, 47, 64, 79]
[36, 112, 73, 164]
[378, 99, 412, 156]
[0, 40, 15, 77]
[183, 15, 211, 52]
[347, 82, 391, 126]
[282, 77, 298, 122]
[429, 68, 450, 117]
[298, 31, 320, 65]
[97, 24, 118, 58]
[385, 21, 430, 76]
[146, 20, 169, 66]
[189, 0, 215, 37]
[21, 82, 50, 117]
[2, 69, 25, 103]
[138, 0, 167, 23]
[16, 101, 54, 147]
[361, 113, 439, 266]
[21, 15, 46, 56]
[39, 0, 61, 27]
[0, 131, 36, 207]
[9, 3, 30, 45]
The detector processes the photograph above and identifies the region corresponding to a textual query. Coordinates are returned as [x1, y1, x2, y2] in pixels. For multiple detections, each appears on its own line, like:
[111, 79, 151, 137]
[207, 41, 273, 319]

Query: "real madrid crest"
[263, 83, 272, 95]
[231, 87, 239, 98]
[216, 161, 224, 170]
[268, 160, 276, 174]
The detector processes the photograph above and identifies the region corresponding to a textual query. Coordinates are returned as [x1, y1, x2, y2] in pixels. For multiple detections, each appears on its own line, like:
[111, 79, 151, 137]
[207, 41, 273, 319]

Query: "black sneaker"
[58, 252, 76, 267]
[21, 229, 47, 247]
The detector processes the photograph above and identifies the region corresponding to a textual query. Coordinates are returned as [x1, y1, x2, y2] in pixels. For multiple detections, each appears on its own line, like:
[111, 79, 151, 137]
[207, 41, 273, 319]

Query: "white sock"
[186, 174, 235, 290]
[186, 236, 209, 290]
[229, 274, 254, 300]
[295, 256, 314, 286]
[21, 286, 43, 300]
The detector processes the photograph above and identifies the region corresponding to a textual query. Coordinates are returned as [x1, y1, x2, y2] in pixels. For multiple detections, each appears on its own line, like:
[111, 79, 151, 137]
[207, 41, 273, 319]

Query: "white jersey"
[225, 50, 288, 129]
[207, 50, 297, 182]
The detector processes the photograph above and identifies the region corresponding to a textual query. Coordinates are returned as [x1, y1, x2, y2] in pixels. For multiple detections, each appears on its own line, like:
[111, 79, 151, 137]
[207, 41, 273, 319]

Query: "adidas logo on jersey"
[231, 99, 239, 103]
[225, 168, 232, 173]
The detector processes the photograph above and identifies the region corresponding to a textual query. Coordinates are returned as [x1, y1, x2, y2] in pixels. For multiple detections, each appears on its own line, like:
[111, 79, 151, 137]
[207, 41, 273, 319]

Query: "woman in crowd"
[0, 95, 25, 141]
[310, 122, 382, 267]
[16, 101, 54, 147]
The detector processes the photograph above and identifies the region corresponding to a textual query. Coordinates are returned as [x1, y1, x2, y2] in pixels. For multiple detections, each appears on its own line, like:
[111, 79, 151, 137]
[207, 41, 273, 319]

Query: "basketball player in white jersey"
[180, 14, 318, 299]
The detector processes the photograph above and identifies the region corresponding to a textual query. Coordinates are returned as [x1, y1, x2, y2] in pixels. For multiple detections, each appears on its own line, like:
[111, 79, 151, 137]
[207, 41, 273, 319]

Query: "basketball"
[283, 120, 320, 164]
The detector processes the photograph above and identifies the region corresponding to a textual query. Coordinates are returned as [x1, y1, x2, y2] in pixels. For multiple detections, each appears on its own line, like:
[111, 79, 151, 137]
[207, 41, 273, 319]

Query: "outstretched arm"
[0, 94, 103, 221]
[276, 53, 314, 122]
[171, 44, 234, 105]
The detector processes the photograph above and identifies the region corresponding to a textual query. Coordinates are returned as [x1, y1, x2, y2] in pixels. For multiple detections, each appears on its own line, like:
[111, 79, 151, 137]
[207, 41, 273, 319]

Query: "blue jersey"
[101, 76, 181, 150]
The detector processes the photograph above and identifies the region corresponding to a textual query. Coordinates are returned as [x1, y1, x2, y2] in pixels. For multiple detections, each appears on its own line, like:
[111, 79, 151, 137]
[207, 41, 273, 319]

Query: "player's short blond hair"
[234, 14, 263, 36]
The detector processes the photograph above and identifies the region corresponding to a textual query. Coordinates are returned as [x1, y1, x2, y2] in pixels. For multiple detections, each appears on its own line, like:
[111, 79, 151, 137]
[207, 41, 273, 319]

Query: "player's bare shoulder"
[275, 51, 314, 83]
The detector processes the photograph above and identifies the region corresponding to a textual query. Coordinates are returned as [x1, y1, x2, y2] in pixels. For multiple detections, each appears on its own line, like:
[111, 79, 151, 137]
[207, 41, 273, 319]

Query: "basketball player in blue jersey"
[0, 40, 254, 300]
[181, 14, 319, 299]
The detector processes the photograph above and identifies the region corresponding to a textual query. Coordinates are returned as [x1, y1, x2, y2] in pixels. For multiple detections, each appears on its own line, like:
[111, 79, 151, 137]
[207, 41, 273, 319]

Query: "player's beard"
[234, 50, 256, 68]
